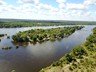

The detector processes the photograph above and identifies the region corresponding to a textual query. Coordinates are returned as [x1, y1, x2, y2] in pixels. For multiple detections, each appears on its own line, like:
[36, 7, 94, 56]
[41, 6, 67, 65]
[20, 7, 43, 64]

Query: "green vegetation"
[0, 34, 7, 38]
[7, 36, 10, 39]
[0, 34, 5, 37]
[2, 46, 12, 50]
[16, 45, 19, 49]
[0, 20, 96, 28]
[0, 34, 5, 42]
[12, 26, 83, 43]
[40, 27, 96, 72]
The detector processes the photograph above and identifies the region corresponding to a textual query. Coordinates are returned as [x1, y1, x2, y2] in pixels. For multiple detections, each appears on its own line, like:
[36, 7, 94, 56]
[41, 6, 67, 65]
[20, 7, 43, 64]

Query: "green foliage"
[52, 61, 62, 66]
[72, 46, 87, 58]
[12, 26, 83, 43]
[65, 54, 75, 63]
[31, 35, 37, 42]
[86, 44, 94, 51]
[87, 35, 96, 43]
[39, 27, 96, 72]
[0, 20, 95, 28]
[0, 34, 5, 37]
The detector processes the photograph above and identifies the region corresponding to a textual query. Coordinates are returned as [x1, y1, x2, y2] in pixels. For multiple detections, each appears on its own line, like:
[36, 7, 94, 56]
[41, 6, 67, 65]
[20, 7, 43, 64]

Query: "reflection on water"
[0, 26, 95, 72]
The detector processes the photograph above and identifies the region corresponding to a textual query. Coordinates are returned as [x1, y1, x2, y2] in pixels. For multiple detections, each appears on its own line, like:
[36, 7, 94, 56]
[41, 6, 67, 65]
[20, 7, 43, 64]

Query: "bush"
[65, 54, 75, 64]
[72, 46, 87, 58]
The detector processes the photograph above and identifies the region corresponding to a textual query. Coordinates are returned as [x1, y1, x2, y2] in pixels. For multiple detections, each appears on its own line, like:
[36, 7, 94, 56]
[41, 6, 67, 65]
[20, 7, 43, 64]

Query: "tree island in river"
[12, 26, 84, 43]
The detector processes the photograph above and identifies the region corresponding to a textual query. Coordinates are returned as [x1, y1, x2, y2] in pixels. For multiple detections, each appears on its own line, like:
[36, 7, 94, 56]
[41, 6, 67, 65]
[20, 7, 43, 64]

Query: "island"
[12, 26, 84, 43]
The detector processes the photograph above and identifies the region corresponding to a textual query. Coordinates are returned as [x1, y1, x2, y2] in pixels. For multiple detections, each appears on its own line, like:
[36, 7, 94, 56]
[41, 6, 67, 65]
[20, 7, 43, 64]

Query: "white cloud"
[84, 0, 96, 5]
[59, 3, 66, 9]
[0, 0, 7, 5]
[56, 0, 66, 9]
[56, 0, 67, 3]
[66, 3, 86, 10]
[38, 3, 58, 12]
[18, 0, 39, 4]
[0, 0, 96, 21]
[39, 4, 53, 10]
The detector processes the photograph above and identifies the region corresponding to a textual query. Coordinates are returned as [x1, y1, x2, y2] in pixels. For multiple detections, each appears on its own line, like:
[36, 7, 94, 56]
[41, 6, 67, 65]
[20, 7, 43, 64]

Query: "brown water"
[0, 26, 95, 72]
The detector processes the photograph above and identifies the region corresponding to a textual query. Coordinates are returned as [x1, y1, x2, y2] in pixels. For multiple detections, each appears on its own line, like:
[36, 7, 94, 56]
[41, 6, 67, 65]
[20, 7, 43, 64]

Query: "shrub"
[72, 46, 87, 58]
[65, 54, 75, 64]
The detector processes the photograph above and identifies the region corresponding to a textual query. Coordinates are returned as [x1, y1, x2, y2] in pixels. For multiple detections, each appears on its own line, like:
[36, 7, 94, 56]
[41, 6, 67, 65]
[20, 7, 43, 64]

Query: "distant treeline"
[0, 20, 96, 28]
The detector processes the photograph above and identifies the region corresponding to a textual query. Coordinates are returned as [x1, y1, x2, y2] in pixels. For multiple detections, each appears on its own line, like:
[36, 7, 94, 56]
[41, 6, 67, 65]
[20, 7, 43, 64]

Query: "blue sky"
[0, 0, 96, 21]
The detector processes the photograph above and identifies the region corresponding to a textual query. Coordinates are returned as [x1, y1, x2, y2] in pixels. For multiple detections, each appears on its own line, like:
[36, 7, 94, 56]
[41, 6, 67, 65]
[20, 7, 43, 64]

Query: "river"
[0, 25, 95, 72]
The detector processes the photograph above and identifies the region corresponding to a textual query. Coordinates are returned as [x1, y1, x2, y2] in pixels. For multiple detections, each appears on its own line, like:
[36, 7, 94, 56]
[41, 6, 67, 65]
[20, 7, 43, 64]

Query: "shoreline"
[12, 26, 84, 44]
[40, 27, 96, 72]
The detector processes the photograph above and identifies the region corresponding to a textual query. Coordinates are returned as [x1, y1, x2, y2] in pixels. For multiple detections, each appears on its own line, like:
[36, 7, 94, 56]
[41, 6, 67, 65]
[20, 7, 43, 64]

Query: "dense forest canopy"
[0, 19, 96, 28]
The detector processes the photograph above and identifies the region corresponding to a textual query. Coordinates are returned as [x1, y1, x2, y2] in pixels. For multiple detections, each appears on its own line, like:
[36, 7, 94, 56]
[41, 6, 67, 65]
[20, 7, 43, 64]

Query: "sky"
[0, 0, 96, 21]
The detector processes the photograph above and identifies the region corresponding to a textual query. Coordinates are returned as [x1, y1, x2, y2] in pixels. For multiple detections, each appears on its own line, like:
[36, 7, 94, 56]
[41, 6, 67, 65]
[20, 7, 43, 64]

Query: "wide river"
[0, 25, 95, 72]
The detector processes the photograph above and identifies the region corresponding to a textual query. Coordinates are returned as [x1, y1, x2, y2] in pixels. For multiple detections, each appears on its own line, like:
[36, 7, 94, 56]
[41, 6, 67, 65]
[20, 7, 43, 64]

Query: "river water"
[0, 25, 95, 72]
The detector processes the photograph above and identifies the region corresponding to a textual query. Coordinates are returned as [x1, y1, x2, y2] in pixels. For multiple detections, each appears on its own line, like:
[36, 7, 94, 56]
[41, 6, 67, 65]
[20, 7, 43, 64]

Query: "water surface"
[0, 25, 95, 72]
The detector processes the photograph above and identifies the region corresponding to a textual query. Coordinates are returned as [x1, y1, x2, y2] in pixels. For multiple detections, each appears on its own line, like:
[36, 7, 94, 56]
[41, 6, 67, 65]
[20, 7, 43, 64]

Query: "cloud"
[38, 3, 58, 12]
[0, 0, 16, 13]
[39, 4, 53, 10]
[84, 0, 96, 6]
[66, 3, 86, 10]
[56, 0, 66, 9]
[0, 0, 96, 21]
[18, 0, 39, 4]
[56, 0, 67, 3]
[0, 0, 7, 5]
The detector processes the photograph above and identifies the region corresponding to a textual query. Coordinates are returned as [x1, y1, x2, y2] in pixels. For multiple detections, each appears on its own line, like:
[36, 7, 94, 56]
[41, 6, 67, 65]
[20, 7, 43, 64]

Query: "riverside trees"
[12, 26, 84, 43]
[40, 27, 96, 72]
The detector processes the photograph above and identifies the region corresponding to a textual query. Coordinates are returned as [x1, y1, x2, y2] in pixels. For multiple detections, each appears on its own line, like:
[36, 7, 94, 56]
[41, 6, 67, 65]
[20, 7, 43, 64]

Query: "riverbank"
[40, 27, 96, 72]
[0, 26, 94, 72]
[12, 26, 84, 44]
